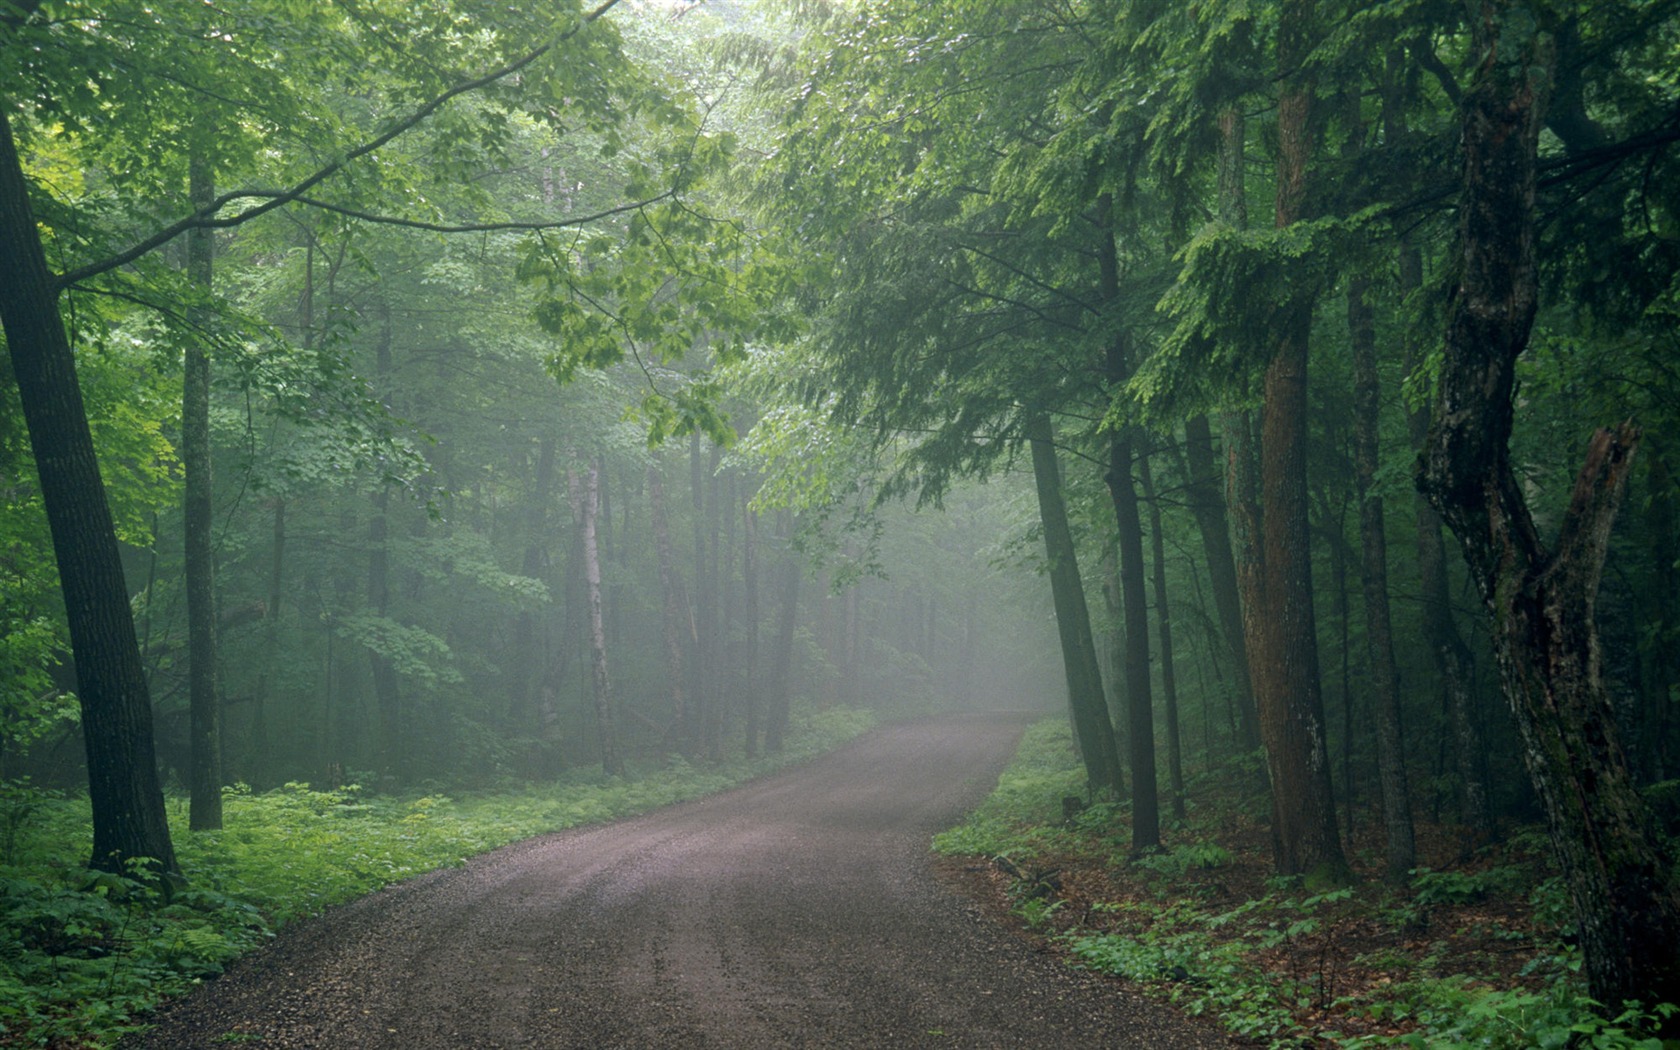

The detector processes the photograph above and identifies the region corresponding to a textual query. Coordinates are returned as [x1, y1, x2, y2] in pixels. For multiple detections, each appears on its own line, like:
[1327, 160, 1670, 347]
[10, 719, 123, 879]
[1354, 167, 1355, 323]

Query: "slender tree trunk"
[1108, 426, 1159, 848]
[1183, 415, 1258, 751]
[366, 310, 401, 781]
[689, 433, 710, 756]
[1256, 0, 1348, 882]
[249, 498, 285, 790]
[647, 460, 691, 750]
[1421, 2, 1680, 1012]
[1026, 411, 1123, 794]
[1140, 451, 1185, 821]
[765, 512, 800, 753]
[580, 459, 623, 776]
[1348, 274, 1415, 881]
[1097, 200, 1159, 848]
[510, 438, 556, 731]
[742, 489, 761, 759]
[0, 111, 178, 877]
[184, 148, 222, 831]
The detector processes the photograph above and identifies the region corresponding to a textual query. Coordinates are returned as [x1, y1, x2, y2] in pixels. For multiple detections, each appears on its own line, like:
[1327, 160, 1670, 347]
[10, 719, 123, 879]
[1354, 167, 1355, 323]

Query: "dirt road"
[129, 714, 1232, 1048]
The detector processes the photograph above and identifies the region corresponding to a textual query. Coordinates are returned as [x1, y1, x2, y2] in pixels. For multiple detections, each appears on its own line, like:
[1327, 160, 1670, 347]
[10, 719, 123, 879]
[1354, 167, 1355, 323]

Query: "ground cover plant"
[933, 721, 1680, 1049]
[0, 707, 873, 1049]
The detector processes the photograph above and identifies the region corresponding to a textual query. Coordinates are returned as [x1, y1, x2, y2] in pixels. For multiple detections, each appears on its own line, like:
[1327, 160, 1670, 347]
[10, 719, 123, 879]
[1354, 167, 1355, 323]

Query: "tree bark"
[1420, 1, 1680, 1013]
[1255, 0, 1348, 882]
[1139, 451, 1185, 822]
[1026, 411, 1123, 794]
[184, 147, 222, 831]
[1348, 275, 1415, 881]
[1182, 415, 1258, 751]
[0, 110, 179, 877]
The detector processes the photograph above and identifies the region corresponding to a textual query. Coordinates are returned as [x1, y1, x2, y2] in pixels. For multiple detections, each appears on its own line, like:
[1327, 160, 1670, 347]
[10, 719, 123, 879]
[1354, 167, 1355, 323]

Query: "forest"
[2, 0, 1679, 1046]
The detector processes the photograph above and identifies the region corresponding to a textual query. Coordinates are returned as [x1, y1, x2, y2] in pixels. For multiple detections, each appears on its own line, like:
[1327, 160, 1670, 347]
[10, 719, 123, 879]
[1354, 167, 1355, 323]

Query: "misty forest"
[4, 0, 1680, 1046]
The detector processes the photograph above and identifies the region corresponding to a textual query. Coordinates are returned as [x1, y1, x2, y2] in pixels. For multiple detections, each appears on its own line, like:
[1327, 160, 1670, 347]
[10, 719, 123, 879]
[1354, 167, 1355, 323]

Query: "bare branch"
[53, 0, 624, 292]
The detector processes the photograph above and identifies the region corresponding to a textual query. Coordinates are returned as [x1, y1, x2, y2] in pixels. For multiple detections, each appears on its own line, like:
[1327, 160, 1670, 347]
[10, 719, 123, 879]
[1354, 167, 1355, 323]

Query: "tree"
[1419, 0, 1680, 1013]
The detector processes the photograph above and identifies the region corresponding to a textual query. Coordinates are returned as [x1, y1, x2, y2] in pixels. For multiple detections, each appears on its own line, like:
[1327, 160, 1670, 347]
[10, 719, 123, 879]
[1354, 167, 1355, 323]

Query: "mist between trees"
[3, 0, 1680, 1031]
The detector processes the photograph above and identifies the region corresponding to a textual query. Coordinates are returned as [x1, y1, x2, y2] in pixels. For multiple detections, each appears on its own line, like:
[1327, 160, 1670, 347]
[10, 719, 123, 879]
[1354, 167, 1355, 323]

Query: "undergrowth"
[0, 706, 873, 1049]
[934, 719, 1680, 1049]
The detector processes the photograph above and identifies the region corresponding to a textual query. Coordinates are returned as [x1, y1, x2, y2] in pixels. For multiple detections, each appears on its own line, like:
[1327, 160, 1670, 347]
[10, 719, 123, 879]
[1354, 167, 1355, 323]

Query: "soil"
[125, 714, 1236, 1049]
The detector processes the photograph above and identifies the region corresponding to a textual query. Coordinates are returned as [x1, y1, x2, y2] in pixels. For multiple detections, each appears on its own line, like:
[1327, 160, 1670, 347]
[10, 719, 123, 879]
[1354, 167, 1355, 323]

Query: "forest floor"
[120, 714, 1236, 1049]
[928, 721, 1673, 1048]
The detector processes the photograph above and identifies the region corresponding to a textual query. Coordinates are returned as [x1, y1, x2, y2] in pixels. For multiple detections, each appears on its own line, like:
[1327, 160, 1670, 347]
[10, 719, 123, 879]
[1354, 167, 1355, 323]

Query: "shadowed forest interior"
[3, 0, 1680, 1046]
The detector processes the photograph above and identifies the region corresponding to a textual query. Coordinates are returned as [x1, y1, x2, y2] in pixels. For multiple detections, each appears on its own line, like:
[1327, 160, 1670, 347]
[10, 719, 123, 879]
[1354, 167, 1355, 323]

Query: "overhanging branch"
[52, 0, 623, 292]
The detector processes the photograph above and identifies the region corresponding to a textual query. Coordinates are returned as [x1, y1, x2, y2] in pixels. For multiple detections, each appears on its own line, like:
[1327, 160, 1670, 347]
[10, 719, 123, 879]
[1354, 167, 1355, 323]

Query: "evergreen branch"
[53, 0, 623, 292]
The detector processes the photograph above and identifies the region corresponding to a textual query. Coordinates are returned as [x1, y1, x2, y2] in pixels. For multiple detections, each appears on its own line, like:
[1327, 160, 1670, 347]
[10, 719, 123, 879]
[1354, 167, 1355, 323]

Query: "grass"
[0, 706, 874, 1049]
[933, 720, 1680, 1049]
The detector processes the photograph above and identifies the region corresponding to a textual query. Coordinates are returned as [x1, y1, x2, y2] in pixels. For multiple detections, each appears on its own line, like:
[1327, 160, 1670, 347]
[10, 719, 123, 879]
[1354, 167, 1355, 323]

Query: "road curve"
[129, 714, 1233, 1049]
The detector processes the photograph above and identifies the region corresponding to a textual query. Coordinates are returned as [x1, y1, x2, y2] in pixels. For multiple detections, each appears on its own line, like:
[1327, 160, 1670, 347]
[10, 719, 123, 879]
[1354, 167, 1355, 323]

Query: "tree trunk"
[1026, 411, 1123, 794]
[580, 458, 623, 776]
[0, 110, 178, 877]
[742, 488, 761, 759]
[1256, 0, 1348, 882]
[1348, 275, 1415, 881]
[249, 498, 284, 790]
[765, 512, 800, 754]
[1421, 2, 1680, 1013]
[647, 460, 692, 751]
[1097, 198, 1159, 848]
[1107, 426, 1160, 849]
[1183, 415, 1258, 751]
[510, 438, 556, 732]
[1139, 450, 1185, 821]
[367, 311, 401, 781]
[184, 148, 222, 831]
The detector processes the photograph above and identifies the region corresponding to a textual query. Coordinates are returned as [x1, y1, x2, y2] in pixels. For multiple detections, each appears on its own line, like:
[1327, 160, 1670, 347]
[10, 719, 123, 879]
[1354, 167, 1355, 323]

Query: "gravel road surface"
[128, 713, 1234, 1048]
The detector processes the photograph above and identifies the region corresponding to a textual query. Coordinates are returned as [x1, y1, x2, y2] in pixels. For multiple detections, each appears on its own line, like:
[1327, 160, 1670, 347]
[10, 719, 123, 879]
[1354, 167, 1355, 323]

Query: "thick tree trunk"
[580, 459, 623, 776]
[1348, 275, 1415, 881]
[0, 110, 178, 877]
[184, 149, 222, 831]
[1026, 411, 1123, 794]
[1256, 0, 1348, 882]
[1139, 451, 1185, 821]
[1401, 259, 1493, 841]
[647, 460, 692, 751]
[1421, 2, 1680, 1013]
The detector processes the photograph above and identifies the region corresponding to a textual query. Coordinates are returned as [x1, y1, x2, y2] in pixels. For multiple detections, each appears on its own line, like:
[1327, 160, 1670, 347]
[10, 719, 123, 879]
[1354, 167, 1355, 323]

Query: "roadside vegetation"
[935, 721, 1680, 1049]
[0, 707, 873, 1049]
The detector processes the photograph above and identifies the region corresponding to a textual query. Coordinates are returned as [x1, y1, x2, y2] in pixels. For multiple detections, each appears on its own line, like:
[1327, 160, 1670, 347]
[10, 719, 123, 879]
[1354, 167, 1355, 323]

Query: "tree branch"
[52, 0, 623, 292]
[269, 191, 674, 234]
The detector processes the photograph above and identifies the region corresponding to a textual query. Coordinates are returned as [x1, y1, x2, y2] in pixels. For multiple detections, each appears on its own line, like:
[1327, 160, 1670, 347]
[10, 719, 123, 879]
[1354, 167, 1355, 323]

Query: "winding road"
[129, 714, 1233, 1048]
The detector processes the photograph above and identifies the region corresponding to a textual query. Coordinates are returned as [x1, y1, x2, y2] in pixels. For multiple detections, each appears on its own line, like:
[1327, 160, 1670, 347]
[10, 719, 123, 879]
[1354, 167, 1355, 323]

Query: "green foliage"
[0, 706, 872, 1047]
[938, 720, 1680, 1049]
[931, 720, 1087, 858]
[1341, 973, 1679, 1050]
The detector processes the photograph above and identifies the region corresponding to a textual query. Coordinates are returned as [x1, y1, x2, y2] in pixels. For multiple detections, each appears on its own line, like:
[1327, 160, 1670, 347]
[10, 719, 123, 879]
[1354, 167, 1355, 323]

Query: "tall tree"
[1251, 0, 1348, 883]
[183, 147, 223, 831]
[0, 109, 180, 877]
[1028, 412, 1124, 795]
[1419, 0, 1680, 1013]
